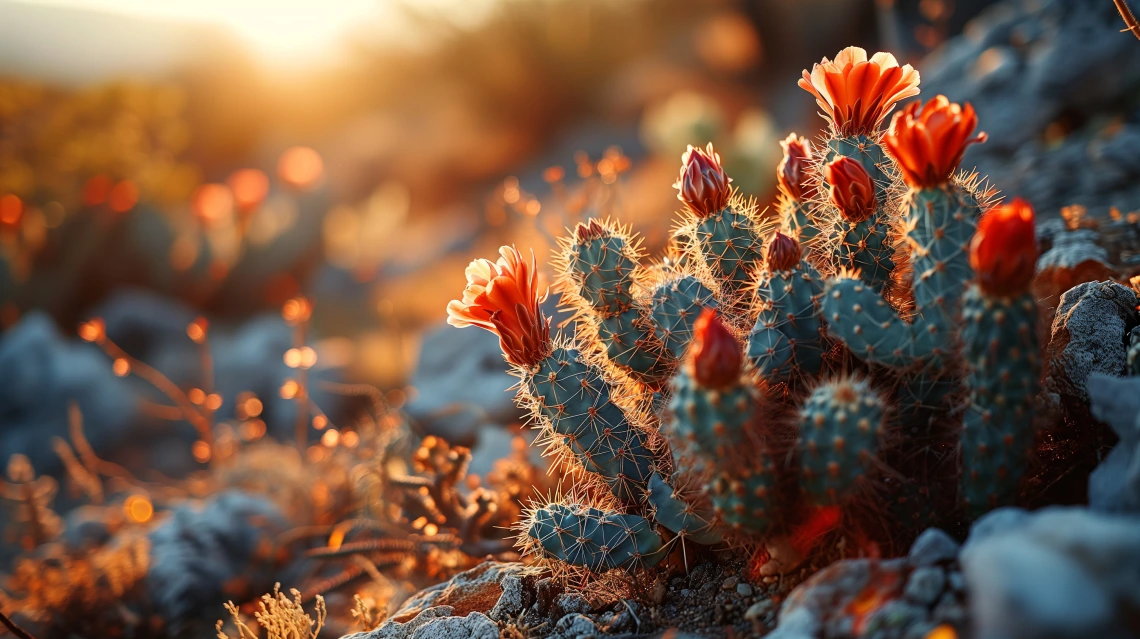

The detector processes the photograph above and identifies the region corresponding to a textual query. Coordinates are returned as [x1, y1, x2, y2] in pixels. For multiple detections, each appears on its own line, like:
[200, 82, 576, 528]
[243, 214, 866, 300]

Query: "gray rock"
[555, 613, 598, 639]
[411, 612, 499, 639]
[864, 600, 927, 636]
[147, 491, 290, 633]
[406, 322, 521, 444]
[489, 575, 526, 622]
[960, 507, 1140, 639]
[766, 607, 819, 639]
[0, 312, 137, 474]
[744, 598, 776, 621]
[922, 0, 1140, 216]
[736, 583, 753, 597]
[1046, 281, 1137, 402]
[963, 507, 1032, 550]
[349, 607, 457, 639]
[908, 528, 961, 566]
[1087, 373, 1140, 513]
[932, 592, 967, 628]
[904, 567, 946, 606]
[554, 592, 592, 616]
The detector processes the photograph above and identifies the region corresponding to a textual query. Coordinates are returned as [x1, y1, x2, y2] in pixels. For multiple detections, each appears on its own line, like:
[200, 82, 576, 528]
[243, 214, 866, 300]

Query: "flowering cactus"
[448, 46, 1047, 579]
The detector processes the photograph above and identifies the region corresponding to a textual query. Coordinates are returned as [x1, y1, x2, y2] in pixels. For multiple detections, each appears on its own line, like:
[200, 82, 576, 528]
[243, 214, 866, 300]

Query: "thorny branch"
[0, 609, 37, 639]
[1117, 0, 1140, 40]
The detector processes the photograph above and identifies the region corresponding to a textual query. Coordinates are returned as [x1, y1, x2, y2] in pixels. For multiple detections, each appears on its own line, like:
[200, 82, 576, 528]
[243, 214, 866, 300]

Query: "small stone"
[554, 613, 597, 639]
[863, 600, 927, 634]
[736, 583, 753, 597]
[410, 612, 498, 639]
[766, 607, 820, 639]
[762, 576, 777, 584]
[744, 599, 775, 621]
[932, 593, 967, 627]
[722, 576, 740, 590]
[680, 589, 692, 597]
[947, 572, 964, 594]
[904, 567, 946, 606]
[908, 528, 961, 566]
[489, 576, 525, 622]
[554, 592, 592, 616]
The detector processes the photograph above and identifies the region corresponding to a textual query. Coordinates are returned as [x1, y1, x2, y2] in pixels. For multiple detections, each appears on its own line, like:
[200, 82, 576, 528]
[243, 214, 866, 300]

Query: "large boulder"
[1087, 373, 1140, 513]
[1045, 281, 1137, 402]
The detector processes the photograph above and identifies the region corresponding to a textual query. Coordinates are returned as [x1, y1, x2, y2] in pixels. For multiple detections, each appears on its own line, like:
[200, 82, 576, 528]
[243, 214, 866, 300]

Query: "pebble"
[680, 588, 692, 597]
[722, 576, 739, 590]
[908, 528, 961, 566]
[904, 567, 946, 606]
[736, 583, 753, 597]
[744, 599, 775, 621]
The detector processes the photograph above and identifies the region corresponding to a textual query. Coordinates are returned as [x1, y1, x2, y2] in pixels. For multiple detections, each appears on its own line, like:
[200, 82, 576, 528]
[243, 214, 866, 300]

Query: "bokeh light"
[277, 146, 323, 190]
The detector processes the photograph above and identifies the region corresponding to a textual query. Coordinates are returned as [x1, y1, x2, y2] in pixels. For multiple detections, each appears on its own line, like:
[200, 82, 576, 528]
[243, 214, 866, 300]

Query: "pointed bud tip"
[767, 232, 802, 271]
[676, 143, 731, 218]
[825, 157, 875, 223]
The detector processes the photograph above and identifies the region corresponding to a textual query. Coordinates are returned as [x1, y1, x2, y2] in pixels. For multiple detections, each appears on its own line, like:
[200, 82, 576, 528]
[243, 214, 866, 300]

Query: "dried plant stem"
[0, 609, 37, 639]
[1117, 0, 1140, 40]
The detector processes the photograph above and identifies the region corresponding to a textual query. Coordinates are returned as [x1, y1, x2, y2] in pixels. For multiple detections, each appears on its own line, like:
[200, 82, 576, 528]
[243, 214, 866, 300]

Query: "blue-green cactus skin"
[825, 136, 889, 189]
[781, 199, 820, 248]
[710, 463, 778, 535]
[693, 206, 766, 300]
[650, 275, 718, 360]
[570, 234, 637, 314]
[835, 214, 896, 294]
[797, 378, 886, 506]
[527, 503, 664, 572]
[597, 310, 672, 384]
[530, 346, 655, 503]
[646, 473, 722, 545]
[959, 287, 1040, 519]
[820, 186, 981, 412]
[748, 262, 826, 382]
[667, 367, 758, 461]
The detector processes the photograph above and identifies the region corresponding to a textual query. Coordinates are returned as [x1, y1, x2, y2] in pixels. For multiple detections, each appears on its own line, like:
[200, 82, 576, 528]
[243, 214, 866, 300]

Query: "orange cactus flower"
[675, 143, 731, 218]
[799, 47, 921, 137]
[970, 198, 1038, 297]
[447, 246, 551, 367]
[767, 231, 802, 271]
[688, 308, 741, 389]
[825, 157, 875, 223]
[777, 134, 814, 201]
[883, 95, 988, 189]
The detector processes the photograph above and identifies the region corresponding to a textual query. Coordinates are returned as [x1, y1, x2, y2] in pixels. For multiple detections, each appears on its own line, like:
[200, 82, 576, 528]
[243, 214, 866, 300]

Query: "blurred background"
[2, 0, 1139, 488]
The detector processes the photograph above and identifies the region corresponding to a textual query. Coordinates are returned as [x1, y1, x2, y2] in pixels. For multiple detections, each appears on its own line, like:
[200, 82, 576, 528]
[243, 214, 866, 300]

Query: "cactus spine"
[526, 503, 664, 572]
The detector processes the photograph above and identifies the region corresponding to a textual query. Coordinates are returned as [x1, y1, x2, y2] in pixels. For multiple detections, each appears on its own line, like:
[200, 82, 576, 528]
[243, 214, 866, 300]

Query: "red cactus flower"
[767, 231, 802, 271]
[574, 218, 607, 243]
[688, 308, 741, 389]
[825, 157, 876, 223]
[883, 95, 988, 189]
[799, 47, 921, 137]
[970, 198, 1038, 297]
[447, 246, 551, 367]
[675, 143, 731, 218]
[777, 134, 814, 201]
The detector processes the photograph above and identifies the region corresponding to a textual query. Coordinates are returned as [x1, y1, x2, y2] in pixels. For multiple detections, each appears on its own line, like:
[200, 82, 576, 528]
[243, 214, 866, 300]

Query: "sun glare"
[19, 0, 385, 62]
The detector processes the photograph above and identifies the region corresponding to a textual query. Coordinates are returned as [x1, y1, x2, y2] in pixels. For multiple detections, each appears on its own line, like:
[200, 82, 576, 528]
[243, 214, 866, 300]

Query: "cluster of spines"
[525, 502, 664, 573]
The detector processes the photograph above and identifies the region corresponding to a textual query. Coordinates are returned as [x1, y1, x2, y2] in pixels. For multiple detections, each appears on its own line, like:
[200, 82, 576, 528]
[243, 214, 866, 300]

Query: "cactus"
[646, 472, 722, 545]
[959, 199, 1040, 517]
[447, 247, 655, 505]
[821, 96, 988, 414]
[1129, 326, 1140, 376]
[824, 157, 897, 293]
[797, 377, 887, 507]
[668, 309, 758, 461]
[648, 273, 718, 362]
[777, 134, 821, 249]
[674, 143, 770, 319]
[557, 219, 673, 385]
[448, 47, 1052, 583]
[525, 502, 664, 572]
[747, 232, 827, 383]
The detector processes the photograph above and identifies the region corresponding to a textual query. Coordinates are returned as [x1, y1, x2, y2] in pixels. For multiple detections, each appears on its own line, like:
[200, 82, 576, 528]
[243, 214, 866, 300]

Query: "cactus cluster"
[448, 47, 1045, 578]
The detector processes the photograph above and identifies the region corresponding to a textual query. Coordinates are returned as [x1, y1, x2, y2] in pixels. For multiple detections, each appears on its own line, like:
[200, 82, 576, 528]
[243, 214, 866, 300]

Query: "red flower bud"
[883, 96, 987, 189]
[688, 308, 741, 389]
[970, 198, 1038, 297]
[767, 232, 802, 271]
[675, 143, 731, 218]
[825, 157, 875, 222]
[777, 134, 813, 201]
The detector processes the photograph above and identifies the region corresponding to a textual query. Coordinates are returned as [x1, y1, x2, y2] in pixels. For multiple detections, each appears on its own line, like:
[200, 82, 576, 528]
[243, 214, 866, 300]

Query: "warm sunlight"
[17, 0, 387, 61]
